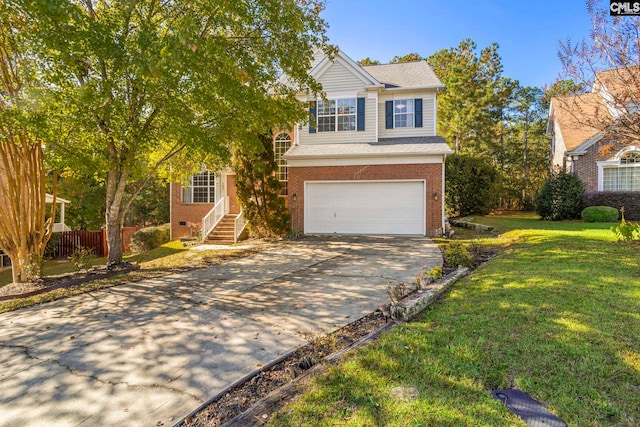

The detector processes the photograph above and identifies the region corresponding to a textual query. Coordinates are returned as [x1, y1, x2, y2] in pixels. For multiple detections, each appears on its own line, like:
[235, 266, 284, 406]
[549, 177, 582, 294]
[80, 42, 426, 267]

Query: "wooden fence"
[47, 227, 143, 259]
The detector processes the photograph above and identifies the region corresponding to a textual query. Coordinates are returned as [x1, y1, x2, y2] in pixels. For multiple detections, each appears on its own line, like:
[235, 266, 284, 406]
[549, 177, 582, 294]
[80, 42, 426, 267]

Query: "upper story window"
[274, 132, 291, 195]
[394, 100, 415, 128]
[603, 149, 640, 191]
[317, 98, 356, 132]
[385, 98, 423, 129]
[309, 98, 365, 134]
[182, 170, 216, 204]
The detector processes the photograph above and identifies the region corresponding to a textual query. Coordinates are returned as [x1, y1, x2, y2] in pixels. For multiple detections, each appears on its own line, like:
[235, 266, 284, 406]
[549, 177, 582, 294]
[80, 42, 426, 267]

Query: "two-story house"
[170, 49, 453, 242]
[548, 68, 640, 193]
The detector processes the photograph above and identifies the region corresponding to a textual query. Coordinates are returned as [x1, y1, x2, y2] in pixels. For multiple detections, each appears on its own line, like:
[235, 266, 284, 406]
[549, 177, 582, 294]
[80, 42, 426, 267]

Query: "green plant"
[130, 224, 171, 253]
[445, 154, 501, 216]
[70, 247, 96, 271]
[417, 265, 443, 286]
[444, 241, 474, 268]
[44, 233, 61, 259]
[581, 206, 619, 222]
[535, 170, 585, 220]
[233, 132, 290, 238]
[19, 254, 43, 283]
[611, 209, 640, 242]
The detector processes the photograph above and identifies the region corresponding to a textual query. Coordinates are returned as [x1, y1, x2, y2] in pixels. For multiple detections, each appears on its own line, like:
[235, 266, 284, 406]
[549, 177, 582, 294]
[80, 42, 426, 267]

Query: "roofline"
[310, 48, 381, 87]
[383, 85, 445, 91]
[567, 133, 604, 155]
[284, 150, 454, 160]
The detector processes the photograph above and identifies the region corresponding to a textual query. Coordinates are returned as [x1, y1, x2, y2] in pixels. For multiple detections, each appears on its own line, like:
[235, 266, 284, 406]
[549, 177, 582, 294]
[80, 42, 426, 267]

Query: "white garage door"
[305, 181, 425, 235]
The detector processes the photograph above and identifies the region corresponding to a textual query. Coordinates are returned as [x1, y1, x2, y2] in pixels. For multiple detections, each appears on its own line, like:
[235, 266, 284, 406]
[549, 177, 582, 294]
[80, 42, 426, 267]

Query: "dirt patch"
[0, 264, 138, 301]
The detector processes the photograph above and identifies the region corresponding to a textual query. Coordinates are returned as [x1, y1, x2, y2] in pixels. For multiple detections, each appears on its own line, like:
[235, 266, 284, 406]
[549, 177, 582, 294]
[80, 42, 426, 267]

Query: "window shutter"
[357, 97, 365, 131]
[385, 101, 393, 129]
[414, 98, 423, 128]
[309, 101, 317, 133]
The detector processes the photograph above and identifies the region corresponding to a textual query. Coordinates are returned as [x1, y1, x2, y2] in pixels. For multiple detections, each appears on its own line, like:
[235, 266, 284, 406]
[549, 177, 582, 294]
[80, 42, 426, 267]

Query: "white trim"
[442, 154, 446, 234]
[567, 133, 604, 155]
[309, 49, 381, 87]
[375, 94, 379, 142]
[303, 179, 426, 236]
[614, 145, 640, 160]
[287, 155, 444, 167]
[434, 94, 438, 134]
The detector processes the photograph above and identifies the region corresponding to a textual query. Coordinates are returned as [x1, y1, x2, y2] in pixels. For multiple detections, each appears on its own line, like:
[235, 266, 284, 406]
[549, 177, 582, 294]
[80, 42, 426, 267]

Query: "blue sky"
[321, 0, 594, 89]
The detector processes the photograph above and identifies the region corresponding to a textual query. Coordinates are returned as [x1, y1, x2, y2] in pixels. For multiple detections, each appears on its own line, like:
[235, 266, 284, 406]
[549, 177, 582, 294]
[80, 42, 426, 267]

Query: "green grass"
[270, 215, 640, 427]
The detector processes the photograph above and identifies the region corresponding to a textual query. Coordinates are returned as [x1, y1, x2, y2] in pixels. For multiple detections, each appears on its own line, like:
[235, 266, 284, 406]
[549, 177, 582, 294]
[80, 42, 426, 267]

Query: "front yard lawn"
[269, 215, 640, 426]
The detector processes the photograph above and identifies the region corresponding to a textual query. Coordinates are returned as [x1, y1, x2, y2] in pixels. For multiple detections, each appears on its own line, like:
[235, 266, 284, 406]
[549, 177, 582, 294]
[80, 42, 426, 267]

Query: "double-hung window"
[394, 99, 415, 128]
[385, 98, 423, 129]
[182, 171, 216, 203]
[317, 98, 356, 132]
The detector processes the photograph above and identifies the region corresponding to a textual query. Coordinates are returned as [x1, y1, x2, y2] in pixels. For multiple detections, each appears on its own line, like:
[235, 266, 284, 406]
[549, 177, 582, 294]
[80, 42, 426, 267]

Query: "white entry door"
[304, 181, 425, 235]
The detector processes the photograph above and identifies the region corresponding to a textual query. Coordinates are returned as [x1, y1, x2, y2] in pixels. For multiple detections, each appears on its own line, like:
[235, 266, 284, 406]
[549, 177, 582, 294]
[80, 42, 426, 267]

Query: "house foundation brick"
[288, 163, 444, 237]
[170, 183, 215, 240]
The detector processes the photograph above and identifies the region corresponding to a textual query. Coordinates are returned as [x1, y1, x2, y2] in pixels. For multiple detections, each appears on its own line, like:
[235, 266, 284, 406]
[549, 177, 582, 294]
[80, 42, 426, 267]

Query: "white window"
[182, 171, 216, 203]
[394, 99, 414, 128]
[274, 132, 291, 195]
[317, 98, 356, 132]
[603, 151, 640, 191]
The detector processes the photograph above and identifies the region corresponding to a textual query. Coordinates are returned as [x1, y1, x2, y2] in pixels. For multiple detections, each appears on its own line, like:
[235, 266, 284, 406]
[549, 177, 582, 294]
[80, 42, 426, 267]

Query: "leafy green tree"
[57, 172, 106, 230]
[21, 0, 329, 264]
[390, 52, 423, 63]
[502, 86, 550, 208]
[357, 57, 380, 66]
[428, 39, 514, 155]
[0, 5, 56, 283]
[232, 132, 289, 238]
[535, 171, 585, 220]
[445, 154, 501, 216]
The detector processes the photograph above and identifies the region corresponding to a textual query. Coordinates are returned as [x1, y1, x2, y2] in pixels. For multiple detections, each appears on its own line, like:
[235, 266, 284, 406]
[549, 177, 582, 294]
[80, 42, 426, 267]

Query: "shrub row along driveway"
[0, 236, 441, 426]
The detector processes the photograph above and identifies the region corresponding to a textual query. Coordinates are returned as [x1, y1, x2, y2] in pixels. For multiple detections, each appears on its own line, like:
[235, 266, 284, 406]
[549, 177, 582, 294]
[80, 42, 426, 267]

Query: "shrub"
[583, 191, 640, 221]
[445, 154, 501, 216]
[130, 223, 170, 253]
[581, 206, 619, 222]
[70, 247, 96, 271]
[535, 171, 585, 220]
[444, 241, 474, 268]
[611, 209, 640, 242]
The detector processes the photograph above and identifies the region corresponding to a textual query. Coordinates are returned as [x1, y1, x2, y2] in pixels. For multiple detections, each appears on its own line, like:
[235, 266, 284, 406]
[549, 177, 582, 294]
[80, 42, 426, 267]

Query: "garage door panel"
[305, 181, 425, 235]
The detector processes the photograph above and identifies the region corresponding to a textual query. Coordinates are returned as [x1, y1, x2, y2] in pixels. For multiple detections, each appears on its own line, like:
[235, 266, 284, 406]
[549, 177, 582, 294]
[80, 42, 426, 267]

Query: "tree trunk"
[104, 166, 129, 265]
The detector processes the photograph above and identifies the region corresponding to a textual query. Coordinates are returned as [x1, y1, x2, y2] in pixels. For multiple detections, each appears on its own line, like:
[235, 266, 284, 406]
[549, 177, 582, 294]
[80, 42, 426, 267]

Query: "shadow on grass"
[269, 227, 640, 427]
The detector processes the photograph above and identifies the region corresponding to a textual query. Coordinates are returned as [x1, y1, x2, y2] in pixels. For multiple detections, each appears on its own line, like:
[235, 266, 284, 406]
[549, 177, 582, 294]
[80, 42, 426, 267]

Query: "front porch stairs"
[205, 215, 237, 245]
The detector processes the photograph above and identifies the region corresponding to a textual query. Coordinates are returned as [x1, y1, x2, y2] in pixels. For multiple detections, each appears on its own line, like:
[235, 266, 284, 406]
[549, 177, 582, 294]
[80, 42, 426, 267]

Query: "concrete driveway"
[0, 236, 441, 426]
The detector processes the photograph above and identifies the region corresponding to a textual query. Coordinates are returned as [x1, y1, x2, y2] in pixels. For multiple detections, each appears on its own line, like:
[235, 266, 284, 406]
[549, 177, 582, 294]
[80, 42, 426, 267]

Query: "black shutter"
[385, 100, 393, 129]
[357, 97, 365, 131]
[309, 101, 317, 133]
[414, 98, 423, 128]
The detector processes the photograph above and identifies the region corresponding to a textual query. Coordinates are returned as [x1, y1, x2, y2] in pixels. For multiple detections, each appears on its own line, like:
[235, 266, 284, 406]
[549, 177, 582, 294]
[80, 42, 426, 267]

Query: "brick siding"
[170, 182, 215, 240]
[288, 163, 444, 237]
[573, 140, 632, 191]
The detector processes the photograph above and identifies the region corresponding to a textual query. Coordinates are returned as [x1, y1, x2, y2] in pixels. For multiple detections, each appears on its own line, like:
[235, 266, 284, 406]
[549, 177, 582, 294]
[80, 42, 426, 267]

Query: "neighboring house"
[170, 49, 453, 242]
[548, 68, 640, 192]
